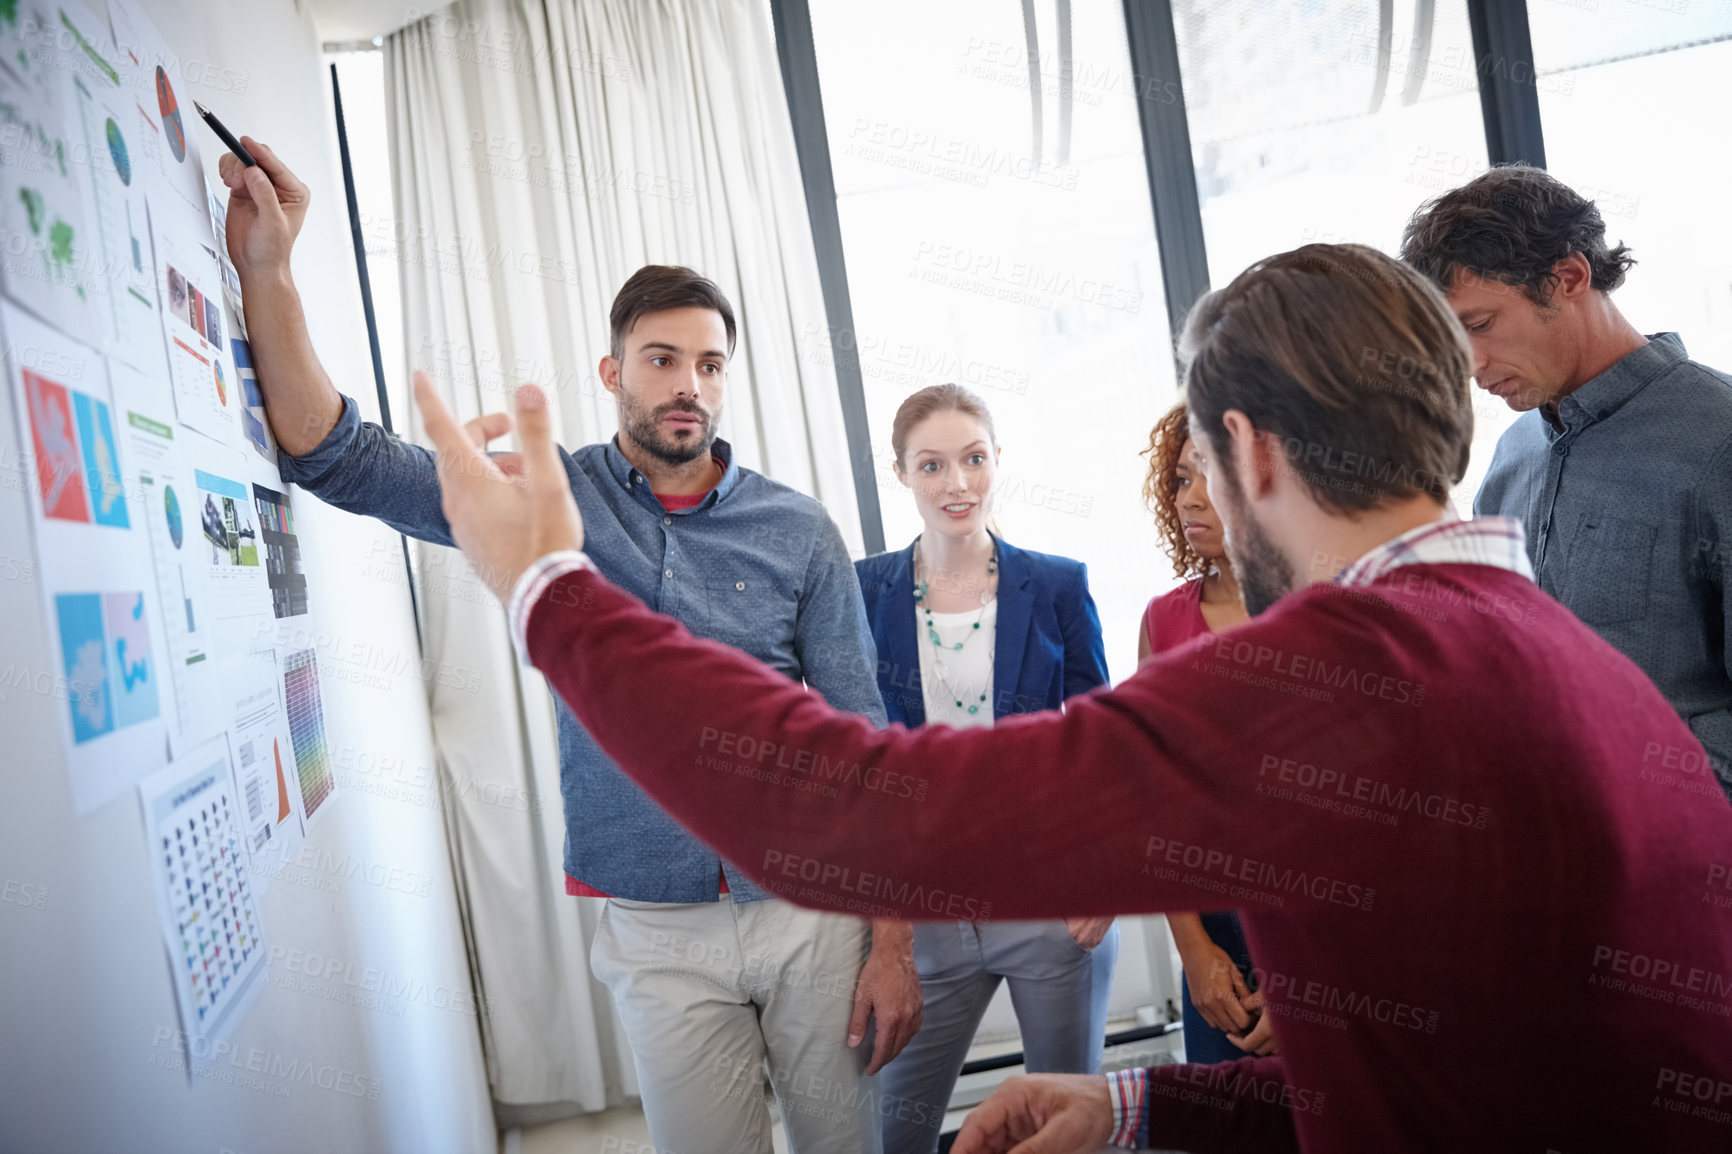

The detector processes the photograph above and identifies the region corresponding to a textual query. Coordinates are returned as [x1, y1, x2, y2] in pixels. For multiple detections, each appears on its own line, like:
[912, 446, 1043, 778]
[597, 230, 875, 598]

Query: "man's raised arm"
[217, 141, 476, 547]
[218, 138, 344, 455]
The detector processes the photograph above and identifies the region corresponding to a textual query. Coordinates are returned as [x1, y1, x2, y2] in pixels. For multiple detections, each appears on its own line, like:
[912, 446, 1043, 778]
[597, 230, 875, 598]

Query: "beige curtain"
[382, 0, 865, 1121]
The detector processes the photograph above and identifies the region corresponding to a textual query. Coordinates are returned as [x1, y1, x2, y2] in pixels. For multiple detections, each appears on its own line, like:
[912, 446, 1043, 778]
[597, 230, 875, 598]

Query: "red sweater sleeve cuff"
[510, 551, 595, 662]
[1144, 1057, 1305, 1153]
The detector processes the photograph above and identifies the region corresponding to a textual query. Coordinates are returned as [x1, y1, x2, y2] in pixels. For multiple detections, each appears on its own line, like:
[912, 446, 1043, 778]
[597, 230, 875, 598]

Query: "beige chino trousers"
[592, 896, 884, 1153]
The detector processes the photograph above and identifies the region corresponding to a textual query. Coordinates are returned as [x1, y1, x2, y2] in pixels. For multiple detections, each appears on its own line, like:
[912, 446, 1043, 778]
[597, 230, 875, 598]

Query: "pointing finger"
[462, 411, 513, 449]
[415, 372, 489, 487]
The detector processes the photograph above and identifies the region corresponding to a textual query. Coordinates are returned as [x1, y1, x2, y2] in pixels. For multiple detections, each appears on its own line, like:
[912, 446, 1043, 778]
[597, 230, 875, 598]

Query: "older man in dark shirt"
[1403, 166, 1732, 804]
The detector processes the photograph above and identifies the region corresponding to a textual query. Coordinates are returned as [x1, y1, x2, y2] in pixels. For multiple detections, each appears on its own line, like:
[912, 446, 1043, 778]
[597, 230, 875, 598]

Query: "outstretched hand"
[951, 1074, 1114, 1154]
[413, 374, 584, 600]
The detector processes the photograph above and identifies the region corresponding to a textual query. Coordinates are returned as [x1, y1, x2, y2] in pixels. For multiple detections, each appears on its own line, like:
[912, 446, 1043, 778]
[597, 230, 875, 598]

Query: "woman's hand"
[1178, 936, 1253, 1035]
[1227, 990, 1279, 1056]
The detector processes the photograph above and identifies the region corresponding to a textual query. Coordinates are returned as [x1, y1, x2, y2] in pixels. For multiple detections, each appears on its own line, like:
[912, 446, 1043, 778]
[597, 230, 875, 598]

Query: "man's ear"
[597, 355, 622, 398]
[1549, 252, 1594, 303]
[1221, 410, 1278, 502]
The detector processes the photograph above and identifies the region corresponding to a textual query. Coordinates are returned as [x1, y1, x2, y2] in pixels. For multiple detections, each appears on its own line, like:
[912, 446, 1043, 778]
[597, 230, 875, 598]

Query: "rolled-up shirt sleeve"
[275, 393, 457, 546]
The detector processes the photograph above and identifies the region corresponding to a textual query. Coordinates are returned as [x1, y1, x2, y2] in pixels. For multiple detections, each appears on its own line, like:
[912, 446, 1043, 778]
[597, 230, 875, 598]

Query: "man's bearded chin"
[1218, 471, 1296, 618]
[621, 392, 719, 466]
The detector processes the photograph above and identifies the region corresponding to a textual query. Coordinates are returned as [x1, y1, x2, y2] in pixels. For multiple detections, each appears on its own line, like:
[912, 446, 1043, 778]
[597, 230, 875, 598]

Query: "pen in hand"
[193, 100, 256, 167]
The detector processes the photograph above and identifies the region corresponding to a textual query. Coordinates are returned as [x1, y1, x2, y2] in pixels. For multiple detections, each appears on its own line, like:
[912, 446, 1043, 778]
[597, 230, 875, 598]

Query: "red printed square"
[24, 369, 91, 522]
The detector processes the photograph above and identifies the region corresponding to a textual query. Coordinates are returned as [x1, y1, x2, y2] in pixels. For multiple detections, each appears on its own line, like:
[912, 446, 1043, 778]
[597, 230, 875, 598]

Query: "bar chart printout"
[282, 648, 335, 822]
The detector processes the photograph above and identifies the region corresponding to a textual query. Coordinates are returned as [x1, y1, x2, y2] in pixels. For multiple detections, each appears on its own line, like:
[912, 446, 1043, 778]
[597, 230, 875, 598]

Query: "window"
[1173, 1, 1489, 279]
[808, 0, 1177, 682]
[1171, 0, 1513, 504]
[325, 50, 408, 428]
[1528, 7, 1732, 376]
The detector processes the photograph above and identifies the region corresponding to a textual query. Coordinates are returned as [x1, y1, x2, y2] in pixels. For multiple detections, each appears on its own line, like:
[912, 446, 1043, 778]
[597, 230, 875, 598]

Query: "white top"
[917, 600, 997, 729]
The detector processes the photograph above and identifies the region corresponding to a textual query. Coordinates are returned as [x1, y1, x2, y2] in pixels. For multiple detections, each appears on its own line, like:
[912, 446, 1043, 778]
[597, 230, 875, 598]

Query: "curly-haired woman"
[1138, 400, 1274, 1062]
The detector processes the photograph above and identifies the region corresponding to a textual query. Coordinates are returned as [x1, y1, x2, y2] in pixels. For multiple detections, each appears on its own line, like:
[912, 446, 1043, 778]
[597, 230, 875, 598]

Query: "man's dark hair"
[1181, 244, 1474, 514]
[1399, 165, 1636, 306]
[609, 265, 737, 359]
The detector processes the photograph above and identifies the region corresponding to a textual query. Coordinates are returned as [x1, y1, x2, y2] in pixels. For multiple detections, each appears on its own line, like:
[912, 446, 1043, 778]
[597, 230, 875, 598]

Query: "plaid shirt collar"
[1334, 516, 1534, 588]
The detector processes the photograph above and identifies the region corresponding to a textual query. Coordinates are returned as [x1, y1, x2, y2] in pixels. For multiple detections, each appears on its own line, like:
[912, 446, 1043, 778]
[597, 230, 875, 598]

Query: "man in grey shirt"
[1402, 166, 1732, 804]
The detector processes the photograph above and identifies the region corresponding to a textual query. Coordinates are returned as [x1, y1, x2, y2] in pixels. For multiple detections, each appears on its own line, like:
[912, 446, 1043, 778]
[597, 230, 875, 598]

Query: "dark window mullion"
[768, 0, 886, 556]
[1465, 0, 1547, 167]
[1121, 0, 1211, 354]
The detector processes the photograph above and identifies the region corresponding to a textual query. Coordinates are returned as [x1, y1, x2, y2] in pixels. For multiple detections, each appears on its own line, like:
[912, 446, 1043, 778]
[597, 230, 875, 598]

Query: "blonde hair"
[891, 383, 997, 467]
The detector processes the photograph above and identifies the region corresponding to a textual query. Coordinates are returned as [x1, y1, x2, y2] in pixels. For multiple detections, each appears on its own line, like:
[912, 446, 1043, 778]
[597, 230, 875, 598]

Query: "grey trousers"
[875, 918, 1120, 1154]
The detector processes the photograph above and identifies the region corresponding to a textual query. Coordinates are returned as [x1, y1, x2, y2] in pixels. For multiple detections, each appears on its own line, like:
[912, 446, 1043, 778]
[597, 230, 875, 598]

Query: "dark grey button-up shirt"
[1475, 333, 1732, 801]
[279, 395, 886, 901]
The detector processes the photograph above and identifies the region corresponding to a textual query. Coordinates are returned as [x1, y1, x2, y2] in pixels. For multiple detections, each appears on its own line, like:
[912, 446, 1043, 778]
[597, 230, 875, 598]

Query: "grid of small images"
[252, 484, 306, 619]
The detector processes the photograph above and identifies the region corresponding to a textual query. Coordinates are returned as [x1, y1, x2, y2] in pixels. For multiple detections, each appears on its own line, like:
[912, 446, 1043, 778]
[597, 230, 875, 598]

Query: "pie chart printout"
[164, 485, 183, 549]
[155, 65, 186, 163]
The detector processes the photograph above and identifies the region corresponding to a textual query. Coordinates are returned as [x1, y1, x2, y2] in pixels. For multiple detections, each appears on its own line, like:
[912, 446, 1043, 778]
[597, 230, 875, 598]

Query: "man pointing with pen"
[413, 243, 1732, 1153]
[220, 138, 920, 1152]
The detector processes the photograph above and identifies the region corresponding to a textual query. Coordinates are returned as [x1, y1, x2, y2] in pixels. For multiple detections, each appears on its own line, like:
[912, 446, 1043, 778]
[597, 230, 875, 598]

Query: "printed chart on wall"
[252, 484, 307, 622]
[205, 179, 242, 323]
[281, 648, 336, 825]
[53, 0, 162, 368]
[106, 0, 208, 224]
[151, 212, 234, 444]
[3, 300, 169, 811]
[0, 4, 100, 337]
[192, 467, 274, 660]
[116, 358, 221, 754]
[206, 184, 276, 466]
[107, 0, 245, 454]
[139, 735, 268, 1064]
[232, 333, 274, 463]
[223, 652, 305, 879]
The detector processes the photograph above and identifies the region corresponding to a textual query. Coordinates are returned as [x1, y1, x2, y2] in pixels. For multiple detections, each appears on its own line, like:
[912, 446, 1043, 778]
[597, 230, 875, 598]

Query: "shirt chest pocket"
[1563, 513, 1656, 628]
[697, 571, 801, 661]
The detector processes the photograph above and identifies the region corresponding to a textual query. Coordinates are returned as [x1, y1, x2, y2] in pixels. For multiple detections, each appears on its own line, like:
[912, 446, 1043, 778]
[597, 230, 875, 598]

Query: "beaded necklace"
[913, 537, 998, 714]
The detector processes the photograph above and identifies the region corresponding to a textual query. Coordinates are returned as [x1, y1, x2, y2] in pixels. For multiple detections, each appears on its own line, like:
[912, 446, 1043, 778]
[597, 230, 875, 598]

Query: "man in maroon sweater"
[411, 245, 1732, 1152]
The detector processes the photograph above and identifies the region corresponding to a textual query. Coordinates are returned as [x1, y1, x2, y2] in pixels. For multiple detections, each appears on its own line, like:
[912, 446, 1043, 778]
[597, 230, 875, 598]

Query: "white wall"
[0, 2, 496, 1151]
